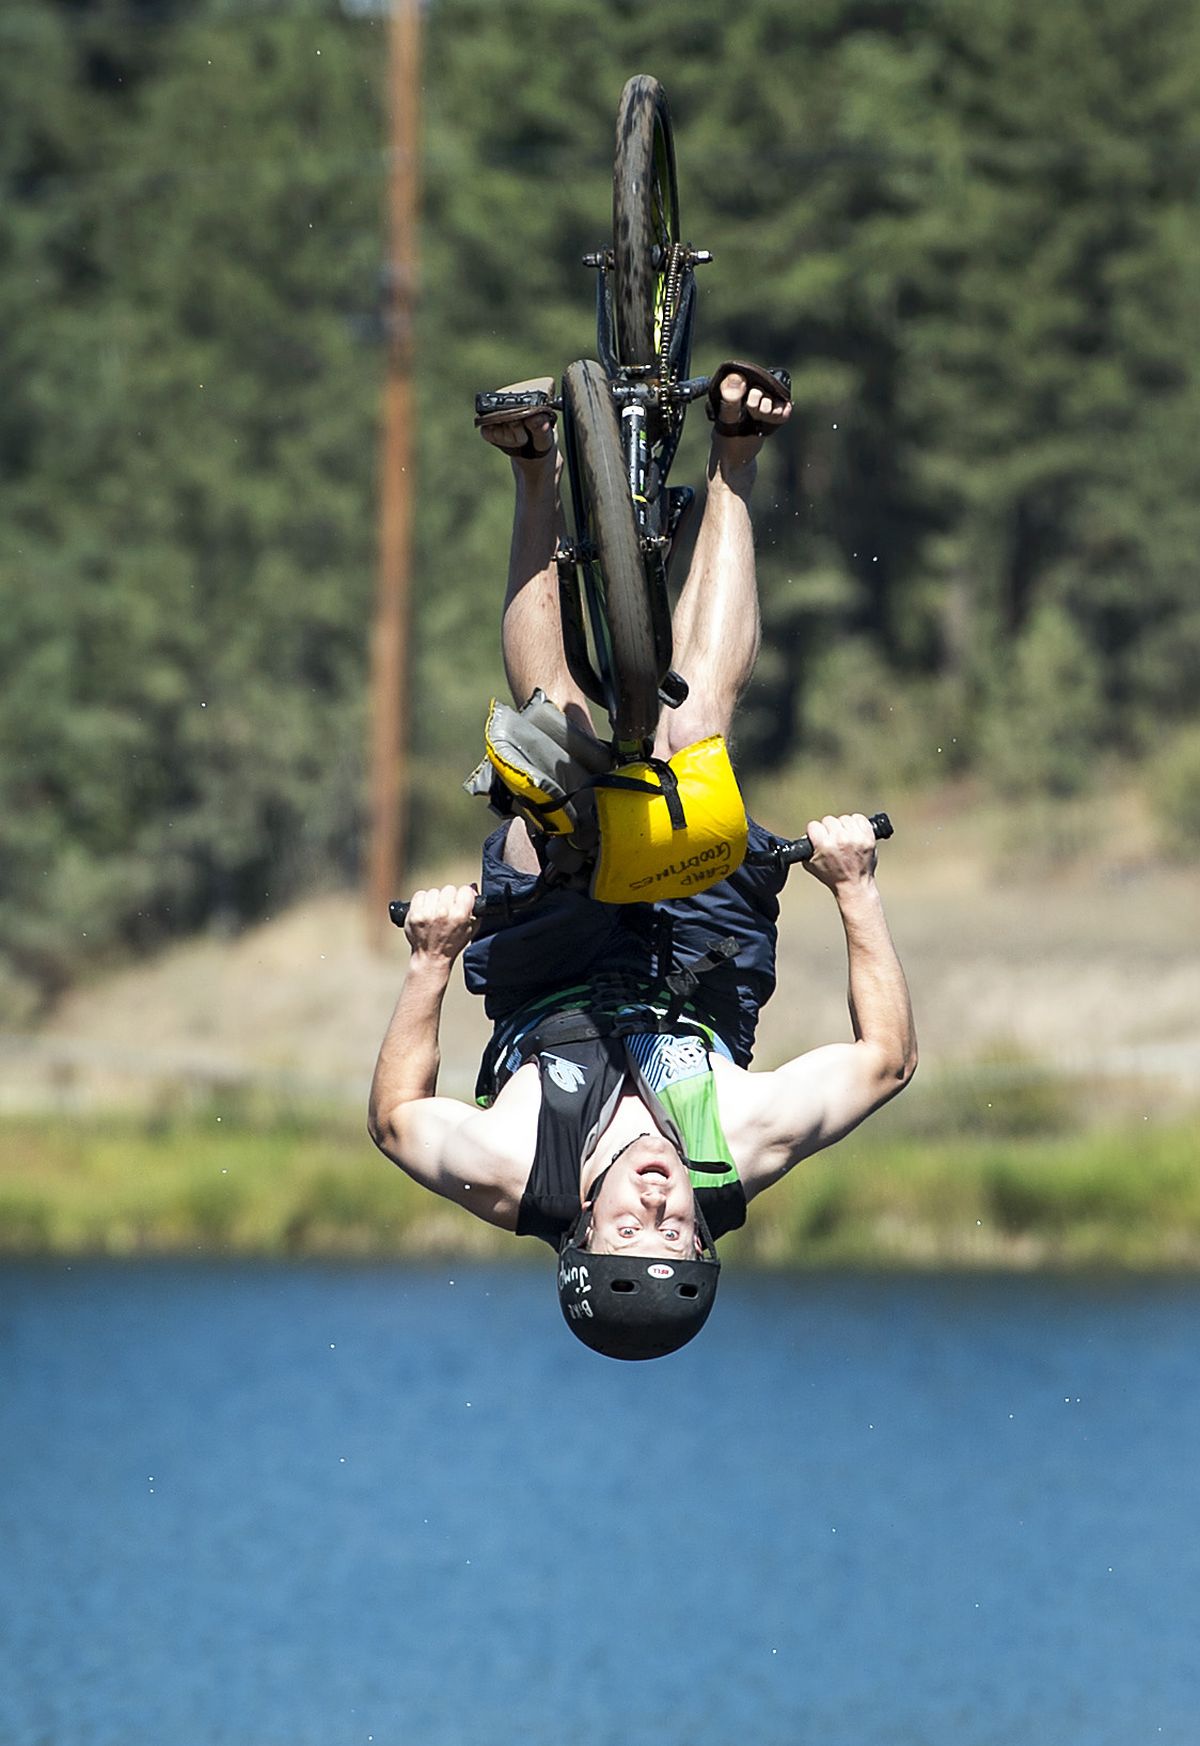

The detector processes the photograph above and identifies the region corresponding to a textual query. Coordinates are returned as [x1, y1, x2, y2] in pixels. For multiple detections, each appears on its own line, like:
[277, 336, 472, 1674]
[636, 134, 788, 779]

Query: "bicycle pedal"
[474, 387, 552, 419]
[658, 670, 689, 709]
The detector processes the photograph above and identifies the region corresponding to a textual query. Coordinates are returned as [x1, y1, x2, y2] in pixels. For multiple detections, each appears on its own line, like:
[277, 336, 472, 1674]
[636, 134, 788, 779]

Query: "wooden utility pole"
[366, 0, 420, 947]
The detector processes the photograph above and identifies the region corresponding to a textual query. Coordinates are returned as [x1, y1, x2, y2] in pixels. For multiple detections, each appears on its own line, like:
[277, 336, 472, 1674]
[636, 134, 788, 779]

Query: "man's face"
[586, 1135, 700, 1258]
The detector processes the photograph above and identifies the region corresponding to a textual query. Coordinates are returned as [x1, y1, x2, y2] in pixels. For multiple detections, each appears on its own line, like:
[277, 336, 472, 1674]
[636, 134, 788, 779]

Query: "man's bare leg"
[482, 373, 789, 864]
[654, 372, 790, 758]
[482, 413, 597, 735]
[481, 411, 597, 871]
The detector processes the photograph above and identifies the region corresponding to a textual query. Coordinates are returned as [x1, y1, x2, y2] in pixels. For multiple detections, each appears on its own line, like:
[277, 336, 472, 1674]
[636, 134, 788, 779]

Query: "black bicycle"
[474, 74, 715, 758]
[392, 77, 889, 930]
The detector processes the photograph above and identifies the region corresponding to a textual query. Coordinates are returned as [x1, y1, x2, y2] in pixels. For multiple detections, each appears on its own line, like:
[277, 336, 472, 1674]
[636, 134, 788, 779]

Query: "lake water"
[1, 1261, 1198, 1746]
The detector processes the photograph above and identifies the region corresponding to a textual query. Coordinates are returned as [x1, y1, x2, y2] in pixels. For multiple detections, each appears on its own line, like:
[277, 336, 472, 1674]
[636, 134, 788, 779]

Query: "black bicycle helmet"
[556, 1177, 721, 1361]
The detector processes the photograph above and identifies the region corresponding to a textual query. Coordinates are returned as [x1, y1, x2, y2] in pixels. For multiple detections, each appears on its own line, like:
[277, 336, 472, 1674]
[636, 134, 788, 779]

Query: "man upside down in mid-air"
[369, 365, 916, 1360]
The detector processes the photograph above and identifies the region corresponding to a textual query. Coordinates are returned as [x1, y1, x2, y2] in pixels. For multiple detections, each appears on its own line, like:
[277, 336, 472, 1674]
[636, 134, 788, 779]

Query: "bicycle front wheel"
[612, 75, 680, 371]
[562, 358, 661, 747]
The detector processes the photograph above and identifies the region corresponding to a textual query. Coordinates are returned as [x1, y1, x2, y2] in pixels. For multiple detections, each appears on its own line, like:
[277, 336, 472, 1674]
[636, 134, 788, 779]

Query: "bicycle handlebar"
[773, 809, 893, 868]
[388, 811, 893, 929]
[389, 880, 547, 932]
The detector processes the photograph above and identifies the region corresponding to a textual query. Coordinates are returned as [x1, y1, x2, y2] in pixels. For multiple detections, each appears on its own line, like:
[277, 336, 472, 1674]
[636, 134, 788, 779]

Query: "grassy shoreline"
[2, 1101, 1198, 1270]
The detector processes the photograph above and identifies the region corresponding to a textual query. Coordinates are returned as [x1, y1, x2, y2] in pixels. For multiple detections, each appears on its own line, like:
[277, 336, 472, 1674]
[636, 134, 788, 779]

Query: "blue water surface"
[1, 1261, 1198, 1746]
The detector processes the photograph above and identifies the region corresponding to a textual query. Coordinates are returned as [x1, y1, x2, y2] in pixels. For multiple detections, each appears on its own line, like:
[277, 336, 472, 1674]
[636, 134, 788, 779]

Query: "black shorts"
[461, 818, 790, 1068]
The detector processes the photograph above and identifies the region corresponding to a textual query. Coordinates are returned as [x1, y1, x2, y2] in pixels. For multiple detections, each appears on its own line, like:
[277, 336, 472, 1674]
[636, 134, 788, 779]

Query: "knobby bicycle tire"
[562, 359, 660, 746]
[612, 75, 680, 371]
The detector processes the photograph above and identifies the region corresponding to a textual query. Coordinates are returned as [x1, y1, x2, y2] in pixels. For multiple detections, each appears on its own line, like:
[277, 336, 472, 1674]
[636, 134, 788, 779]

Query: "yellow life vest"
[590, 734, 748, 903]
[465, 692, 748, 903]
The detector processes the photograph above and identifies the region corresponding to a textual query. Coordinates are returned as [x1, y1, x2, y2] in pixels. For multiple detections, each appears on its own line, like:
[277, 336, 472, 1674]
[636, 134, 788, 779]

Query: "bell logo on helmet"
[647, 1263, 675, 1279]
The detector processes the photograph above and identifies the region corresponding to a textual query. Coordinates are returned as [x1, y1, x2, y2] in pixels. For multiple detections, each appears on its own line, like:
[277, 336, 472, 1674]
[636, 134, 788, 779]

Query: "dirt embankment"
[7, 791, 1200, 1115]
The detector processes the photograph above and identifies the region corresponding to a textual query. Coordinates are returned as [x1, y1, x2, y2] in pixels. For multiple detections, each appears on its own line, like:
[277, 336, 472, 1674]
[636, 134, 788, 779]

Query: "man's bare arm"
[368, 882, 475, 1132]
[733, 815, 917, 1198]
[367, 885, 520, 1229]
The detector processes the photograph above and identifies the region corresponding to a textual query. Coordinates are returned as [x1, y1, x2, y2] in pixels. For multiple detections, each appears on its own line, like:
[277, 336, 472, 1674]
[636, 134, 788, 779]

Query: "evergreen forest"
[4, 0, 1200, 1019]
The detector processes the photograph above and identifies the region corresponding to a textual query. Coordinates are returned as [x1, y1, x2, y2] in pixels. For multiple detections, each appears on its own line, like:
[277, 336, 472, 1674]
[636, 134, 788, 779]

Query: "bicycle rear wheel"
[562, 359, 661, 747]
[612, 75, 680, 371]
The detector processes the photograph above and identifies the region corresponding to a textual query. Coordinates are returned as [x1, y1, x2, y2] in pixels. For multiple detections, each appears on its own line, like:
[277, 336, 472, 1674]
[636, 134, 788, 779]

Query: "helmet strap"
[692, 1193, 719, 1263]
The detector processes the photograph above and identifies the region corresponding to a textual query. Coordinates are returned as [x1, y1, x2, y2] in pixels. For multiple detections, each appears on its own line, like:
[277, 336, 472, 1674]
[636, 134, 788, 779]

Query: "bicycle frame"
[554, 242, 714, 749]
[473, 78, 716, 760]
[585, 240, 712, 491]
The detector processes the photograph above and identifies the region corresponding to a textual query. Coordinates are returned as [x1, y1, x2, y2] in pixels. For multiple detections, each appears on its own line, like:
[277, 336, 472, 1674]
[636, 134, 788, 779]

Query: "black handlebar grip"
[389, 891, 503, 929]
[781, 810, 893, 866]
[389, 894, 490, 929]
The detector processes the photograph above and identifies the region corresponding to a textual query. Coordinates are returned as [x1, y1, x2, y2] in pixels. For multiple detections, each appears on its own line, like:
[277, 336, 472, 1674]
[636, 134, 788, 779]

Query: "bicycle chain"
[657, 244, 687, 383]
